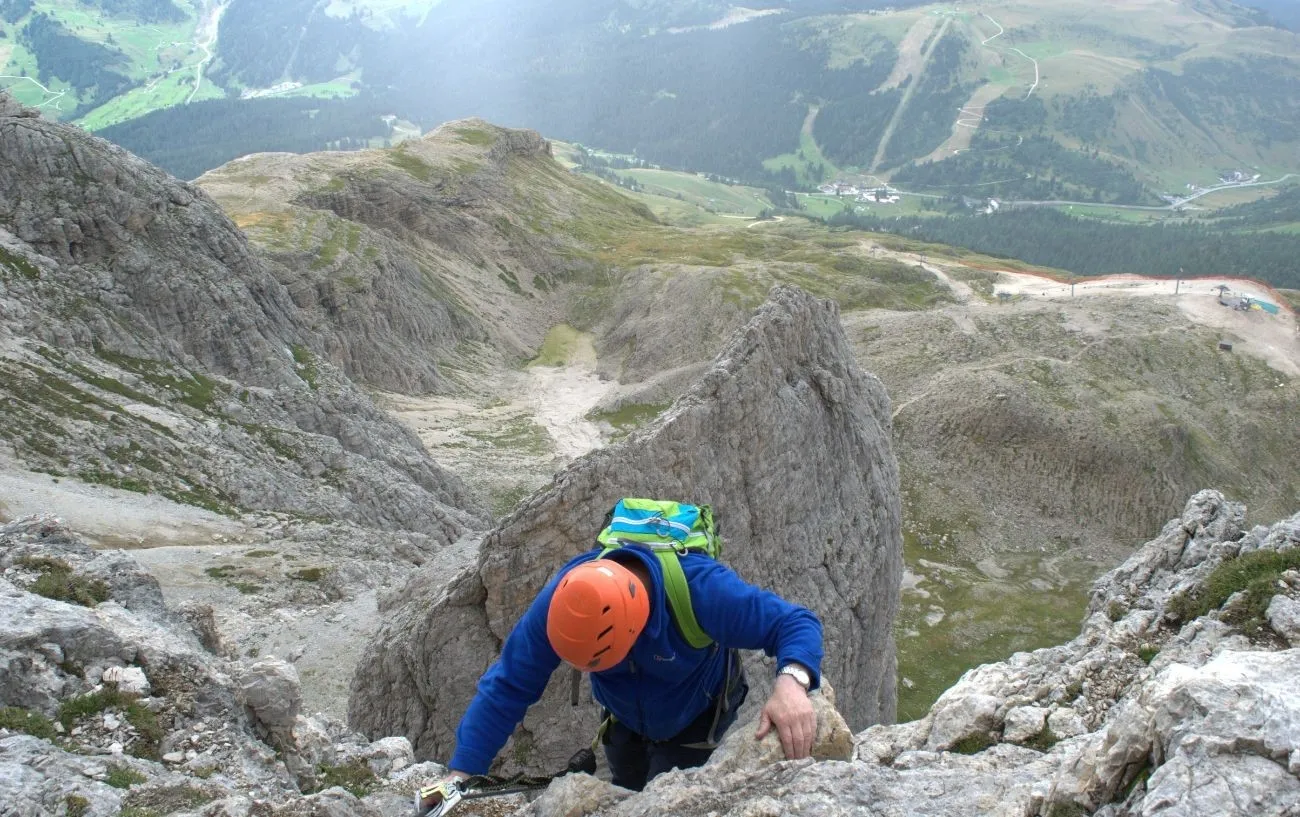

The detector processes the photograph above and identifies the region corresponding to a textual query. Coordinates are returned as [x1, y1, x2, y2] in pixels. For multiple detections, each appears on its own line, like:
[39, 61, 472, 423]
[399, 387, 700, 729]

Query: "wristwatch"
[778, 663, 811, 690]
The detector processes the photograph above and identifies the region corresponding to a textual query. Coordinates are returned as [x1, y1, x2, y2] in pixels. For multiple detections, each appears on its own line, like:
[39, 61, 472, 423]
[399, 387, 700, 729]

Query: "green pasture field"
[37, 5, 198, 82]
[763, 106, 843, 187]
[282, 77, 359, 100]
[1054, 204, 1168, 224]
[0, 42, 69, 110]
[624, 188, 743, 228]
[796, 194, 850, 220]
[79, 69, 222, 130]
[796, 192, 940, 220]
[619, 168, 770, 216]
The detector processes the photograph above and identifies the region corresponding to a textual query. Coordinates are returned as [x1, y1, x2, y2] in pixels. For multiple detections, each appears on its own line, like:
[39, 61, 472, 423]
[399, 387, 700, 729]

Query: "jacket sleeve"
[690, 560, 825, 690]
[449, 583, 562, 774]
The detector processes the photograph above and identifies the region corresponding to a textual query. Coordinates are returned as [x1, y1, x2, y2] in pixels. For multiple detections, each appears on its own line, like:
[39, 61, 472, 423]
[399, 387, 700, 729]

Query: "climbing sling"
[414, 749, 596, 817]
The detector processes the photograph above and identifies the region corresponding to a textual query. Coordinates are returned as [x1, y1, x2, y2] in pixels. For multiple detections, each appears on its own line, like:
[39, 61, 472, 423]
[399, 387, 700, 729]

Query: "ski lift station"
[1216, 286, 1282, 315]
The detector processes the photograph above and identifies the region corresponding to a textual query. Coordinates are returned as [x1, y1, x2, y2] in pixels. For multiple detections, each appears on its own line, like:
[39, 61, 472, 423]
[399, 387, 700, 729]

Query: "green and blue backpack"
[595, 498, 722, 650]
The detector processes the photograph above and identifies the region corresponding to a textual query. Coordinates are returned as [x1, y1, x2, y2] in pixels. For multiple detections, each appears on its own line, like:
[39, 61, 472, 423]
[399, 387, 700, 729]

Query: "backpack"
[595, 498, 722, 650]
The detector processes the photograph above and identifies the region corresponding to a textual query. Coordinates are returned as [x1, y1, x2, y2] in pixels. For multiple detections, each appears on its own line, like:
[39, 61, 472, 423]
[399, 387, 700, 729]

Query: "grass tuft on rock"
[0, 706, 59, 740]
[106, 763, 148, 789]
[313, 760, 378, 797]
[1024, 727, 1059, 752]
[120, 783, 214, 816]
[950, 733, 995, 755]
[16, 557, 110, 607]
[1167, 549, 1300, 634]
[59, 688, 163, 759]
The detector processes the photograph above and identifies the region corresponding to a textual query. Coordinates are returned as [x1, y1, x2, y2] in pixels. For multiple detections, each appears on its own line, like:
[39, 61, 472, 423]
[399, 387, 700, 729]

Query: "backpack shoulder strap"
[652, 550, 713, 650]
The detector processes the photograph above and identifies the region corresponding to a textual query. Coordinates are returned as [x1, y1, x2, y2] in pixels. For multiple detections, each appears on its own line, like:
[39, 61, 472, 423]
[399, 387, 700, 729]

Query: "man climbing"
[433, 531, 823, 799]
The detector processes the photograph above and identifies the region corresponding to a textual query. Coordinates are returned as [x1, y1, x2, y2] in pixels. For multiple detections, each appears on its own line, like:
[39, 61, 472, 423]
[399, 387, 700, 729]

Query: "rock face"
[0, 517, 447, 817]
[349, 285, 904, 770]
[0, 93, 485, 537]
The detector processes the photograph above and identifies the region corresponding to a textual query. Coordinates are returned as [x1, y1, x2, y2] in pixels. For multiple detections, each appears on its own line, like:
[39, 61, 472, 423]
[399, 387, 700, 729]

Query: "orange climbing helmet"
[546, 559, 649, 672]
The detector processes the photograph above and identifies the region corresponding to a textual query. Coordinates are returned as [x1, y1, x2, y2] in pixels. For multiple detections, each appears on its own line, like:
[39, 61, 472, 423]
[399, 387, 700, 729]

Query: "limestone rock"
[706, 681, 853, 777]
[1003, 706, 1049, 744]
[350, 286, 903, 771]
[1046, 708, 1087, 739]
[925, 693, 1001, 752]
[1267, 595, 1300, 646]
[238, 658, 302, 738]
[520, 772, 631, 817]
[101, 666, 150, 696]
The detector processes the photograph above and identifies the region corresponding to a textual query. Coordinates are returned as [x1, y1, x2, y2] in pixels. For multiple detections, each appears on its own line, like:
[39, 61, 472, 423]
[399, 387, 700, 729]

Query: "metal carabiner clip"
[414, 779, 464, 817]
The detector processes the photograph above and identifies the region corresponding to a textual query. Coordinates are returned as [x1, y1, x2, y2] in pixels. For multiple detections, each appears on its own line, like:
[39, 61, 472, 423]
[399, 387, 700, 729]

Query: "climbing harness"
[414, 748, 597, 817]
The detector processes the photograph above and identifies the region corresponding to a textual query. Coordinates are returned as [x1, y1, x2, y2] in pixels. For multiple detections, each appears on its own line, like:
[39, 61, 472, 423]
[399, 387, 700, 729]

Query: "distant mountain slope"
[13, 0, 1295, 199]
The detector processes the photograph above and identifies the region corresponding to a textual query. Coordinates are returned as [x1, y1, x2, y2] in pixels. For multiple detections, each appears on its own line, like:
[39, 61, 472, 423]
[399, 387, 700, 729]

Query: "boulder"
[350, 286, 903, 771]
[1267, 595, 1300, 646]
[238, 659, 302, 739]
[705, 680, 853, 777]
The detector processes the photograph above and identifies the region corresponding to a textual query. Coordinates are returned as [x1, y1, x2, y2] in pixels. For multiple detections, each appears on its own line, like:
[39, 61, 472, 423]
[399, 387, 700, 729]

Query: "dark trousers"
[602, 666, 748, 791]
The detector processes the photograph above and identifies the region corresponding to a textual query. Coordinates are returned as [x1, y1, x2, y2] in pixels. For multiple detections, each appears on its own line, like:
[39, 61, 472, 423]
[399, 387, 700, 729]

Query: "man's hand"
[754, 674, 815, 759]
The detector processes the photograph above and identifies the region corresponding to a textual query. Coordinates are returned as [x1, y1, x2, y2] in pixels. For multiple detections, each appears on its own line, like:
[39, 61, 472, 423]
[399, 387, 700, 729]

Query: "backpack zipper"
[609, 514, 693, 541]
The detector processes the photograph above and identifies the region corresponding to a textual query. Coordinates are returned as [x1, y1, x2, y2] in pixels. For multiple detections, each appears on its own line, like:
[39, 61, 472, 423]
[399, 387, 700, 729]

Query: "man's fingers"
[755, 709, 772, 739]
[788, 718, 806, 759]
[797, 714, 814, 758]
[778, 719, 795, 759]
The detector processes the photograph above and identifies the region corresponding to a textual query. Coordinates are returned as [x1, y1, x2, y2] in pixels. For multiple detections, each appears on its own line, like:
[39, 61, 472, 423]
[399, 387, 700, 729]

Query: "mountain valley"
[1, 3, 1300, 807]
[3, 95, 1297, 728]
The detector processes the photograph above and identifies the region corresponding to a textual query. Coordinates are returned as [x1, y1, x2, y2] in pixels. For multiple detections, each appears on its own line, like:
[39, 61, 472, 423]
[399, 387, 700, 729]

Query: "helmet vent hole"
[602, 605, 611, 614]
[597, 625, 613, 640]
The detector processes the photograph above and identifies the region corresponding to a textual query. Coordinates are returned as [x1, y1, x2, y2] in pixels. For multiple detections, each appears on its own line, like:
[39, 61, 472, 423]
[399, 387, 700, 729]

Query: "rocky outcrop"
[839, 491, 1300, 817]
[0, 93, 485, 536]
[0, 517, 449, 817]
[349, 285, 904, 770]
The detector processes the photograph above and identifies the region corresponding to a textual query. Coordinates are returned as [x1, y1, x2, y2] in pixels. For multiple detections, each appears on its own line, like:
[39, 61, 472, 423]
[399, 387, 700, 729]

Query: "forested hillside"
[3, 0, 1297, 196]
[828, 206, 1300, 290]
[211, 0, 368, 88]
[99, 96, 393, 180]
[890, 98, 1157, 203]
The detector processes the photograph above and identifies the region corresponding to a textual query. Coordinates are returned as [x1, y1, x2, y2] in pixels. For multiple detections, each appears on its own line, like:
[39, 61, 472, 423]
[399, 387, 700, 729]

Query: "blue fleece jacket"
[449, 545, 824, 775]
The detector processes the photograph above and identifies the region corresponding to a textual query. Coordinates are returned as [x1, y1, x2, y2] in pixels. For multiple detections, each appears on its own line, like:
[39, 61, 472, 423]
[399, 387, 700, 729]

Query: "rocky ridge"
[0, 91, 485, 538]
[196, 117, 657, 395]
[348, 285, 904, 771]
